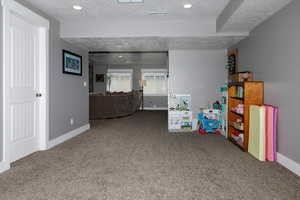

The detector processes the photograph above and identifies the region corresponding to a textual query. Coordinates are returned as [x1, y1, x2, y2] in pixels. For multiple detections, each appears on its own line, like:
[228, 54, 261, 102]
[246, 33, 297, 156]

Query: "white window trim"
[108, 69, 133, 73]
[107, 69, 133, 92]
[143, 94, 168, 97]
[141, 69, 168, 96]
[141, 69, 168, 73]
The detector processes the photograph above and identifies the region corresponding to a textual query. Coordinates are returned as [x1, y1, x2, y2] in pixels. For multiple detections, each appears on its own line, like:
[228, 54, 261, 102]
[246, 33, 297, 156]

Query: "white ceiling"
[23, 0, 294, 51]
[23, 0, 230, 21]
[220, 0, 293, 32]
[90, 52, 168, 65]
[64, 36, 246, 51]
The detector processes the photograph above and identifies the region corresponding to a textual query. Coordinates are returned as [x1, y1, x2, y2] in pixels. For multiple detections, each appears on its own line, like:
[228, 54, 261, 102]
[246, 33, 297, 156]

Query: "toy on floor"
[213, 101, 221, 110]
[198, 109, 222, 135]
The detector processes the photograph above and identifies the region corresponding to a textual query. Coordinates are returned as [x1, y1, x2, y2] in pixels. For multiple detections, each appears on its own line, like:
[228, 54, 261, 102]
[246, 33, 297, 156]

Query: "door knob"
[36, 93, 42, 97]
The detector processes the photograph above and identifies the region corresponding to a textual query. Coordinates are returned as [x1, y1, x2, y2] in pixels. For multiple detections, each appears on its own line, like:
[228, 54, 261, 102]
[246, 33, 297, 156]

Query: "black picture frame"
[62, 50, 82, 76]
[95, 74, 105, 82]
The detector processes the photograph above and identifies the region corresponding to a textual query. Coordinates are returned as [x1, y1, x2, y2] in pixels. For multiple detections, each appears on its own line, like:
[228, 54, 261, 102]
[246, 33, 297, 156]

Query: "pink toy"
[263, 104, 279, 162]
[273, 107, 279, 161]
[264, 105, 275, 161]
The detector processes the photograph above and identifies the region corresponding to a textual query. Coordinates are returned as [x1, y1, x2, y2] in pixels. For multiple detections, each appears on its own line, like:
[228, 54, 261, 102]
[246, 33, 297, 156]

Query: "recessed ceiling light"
[148, 11, 169, 15]
[118, 55, 123, 58]
[73, 5, 83, 10]
[117, 0, 144, 3]
[184, 4, 192, 9]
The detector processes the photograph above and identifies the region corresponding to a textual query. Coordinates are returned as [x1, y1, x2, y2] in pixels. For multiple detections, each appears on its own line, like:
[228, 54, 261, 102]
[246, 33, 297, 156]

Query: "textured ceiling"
[220, 0, 293, 32]
[90, 52, 168, 65]
[64, 36, 246, 51]
[23, 0, 230, 21]
[23, 0, 294, 51]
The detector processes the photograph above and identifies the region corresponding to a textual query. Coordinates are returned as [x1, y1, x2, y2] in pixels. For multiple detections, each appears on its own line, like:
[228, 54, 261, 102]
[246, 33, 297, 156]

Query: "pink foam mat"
[273, 107, 278, 161]
[264, 105, 275, 161]
[263, 105, 278, 162]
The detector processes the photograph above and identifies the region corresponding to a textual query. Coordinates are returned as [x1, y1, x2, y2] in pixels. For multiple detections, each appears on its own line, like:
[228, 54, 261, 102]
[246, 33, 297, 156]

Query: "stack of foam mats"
[249, 105, 266, 161]
[249, 105, 278, 162]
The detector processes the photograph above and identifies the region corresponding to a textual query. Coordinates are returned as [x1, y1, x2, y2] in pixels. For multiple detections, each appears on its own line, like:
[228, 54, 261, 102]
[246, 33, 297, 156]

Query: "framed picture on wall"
[63, 50, 82, 76]
[96, 74, 105, 82]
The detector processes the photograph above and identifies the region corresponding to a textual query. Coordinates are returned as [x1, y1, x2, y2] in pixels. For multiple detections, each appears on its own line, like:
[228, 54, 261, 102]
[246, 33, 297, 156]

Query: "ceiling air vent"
[117, 0, 144, 3]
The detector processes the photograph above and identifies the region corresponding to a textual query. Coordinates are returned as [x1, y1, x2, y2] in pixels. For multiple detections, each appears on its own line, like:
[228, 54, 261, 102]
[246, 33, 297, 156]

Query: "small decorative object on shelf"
[227, 49, 238, 75]
[228, 81, 264, 151]
[236, 86, 244, 98]
[228, 71, 254, 83]
[231, 119, 244, 131]
[231, 104, 244, 115]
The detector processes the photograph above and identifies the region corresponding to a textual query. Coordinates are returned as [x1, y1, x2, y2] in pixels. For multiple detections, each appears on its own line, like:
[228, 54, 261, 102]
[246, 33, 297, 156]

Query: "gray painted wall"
[13, 0, 89, 141]
[144, 96, 168, 109]
[0, 5, 3, 161]
[49, 34, 89, 140]
[169, 49, 226, 117]
[231, 0, 300, 163]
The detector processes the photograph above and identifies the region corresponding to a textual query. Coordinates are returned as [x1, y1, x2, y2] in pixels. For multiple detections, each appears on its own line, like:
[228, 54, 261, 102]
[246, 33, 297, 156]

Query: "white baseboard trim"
[0, 161, 10, 173]
[47, 124, 90, 149]
[277, 153, 300, 177]
[143, 107, 168, 111]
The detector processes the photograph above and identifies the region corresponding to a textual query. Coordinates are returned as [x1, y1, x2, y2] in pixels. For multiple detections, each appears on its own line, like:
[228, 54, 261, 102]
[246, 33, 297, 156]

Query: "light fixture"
[118, 55, 123, 58]
[184, 4, 192, 9]
[117, 0, 144, 3]
[73, 5, 83, 10]
[148, 11, 169, 15]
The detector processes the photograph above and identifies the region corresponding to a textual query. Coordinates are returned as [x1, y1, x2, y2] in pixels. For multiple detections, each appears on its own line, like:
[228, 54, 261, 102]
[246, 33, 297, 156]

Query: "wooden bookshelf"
[228, 82, 264, 151]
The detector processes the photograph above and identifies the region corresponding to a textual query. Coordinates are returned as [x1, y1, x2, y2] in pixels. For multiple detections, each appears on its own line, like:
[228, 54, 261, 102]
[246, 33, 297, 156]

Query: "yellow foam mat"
[249, 105, 266, 161]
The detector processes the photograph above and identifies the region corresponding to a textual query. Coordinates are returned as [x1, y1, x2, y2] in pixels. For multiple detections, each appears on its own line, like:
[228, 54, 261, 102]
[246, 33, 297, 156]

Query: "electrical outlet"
[70, 118, 74, 125]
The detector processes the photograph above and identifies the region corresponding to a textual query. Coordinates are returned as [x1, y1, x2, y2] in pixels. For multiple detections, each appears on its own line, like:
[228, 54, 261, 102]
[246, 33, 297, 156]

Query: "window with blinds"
[141, 69, 168, 96]
[106, 69, 133, 92]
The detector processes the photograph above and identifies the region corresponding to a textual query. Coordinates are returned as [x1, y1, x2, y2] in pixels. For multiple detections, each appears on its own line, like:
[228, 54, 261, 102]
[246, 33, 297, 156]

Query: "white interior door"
[8, 12, 40, 162]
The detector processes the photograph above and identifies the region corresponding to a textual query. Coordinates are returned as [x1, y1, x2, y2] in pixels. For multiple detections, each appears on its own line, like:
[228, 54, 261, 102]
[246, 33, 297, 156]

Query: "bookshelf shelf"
[229, 125, 244, 133]
[229, 136, 244, 151]
[230, 110, 244, 118]
[229, 97, 244, 101]
[228, 82, 264, 151]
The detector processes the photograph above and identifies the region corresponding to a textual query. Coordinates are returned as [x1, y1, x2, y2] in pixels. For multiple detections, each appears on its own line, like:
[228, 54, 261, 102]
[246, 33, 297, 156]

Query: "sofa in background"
[89, 91, 142, 119]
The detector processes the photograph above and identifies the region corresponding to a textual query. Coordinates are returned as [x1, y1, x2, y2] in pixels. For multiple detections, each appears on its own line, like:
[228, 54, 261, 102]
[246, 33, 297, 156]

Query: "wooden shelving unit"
[228, 82, 264, 151]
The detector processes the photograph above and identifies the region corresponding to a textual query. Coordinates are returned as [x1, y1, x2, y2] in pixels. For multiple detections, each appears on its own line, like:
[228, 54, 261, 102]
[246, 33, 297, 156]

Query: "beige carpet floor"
[0, 111, 299, 200]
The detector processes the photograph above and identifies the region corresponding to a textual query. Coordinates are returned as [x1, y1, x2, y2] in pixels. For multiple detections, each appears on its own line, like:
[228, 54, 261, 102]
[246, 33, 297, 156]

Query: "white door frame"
[1, 0, 49, 171]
